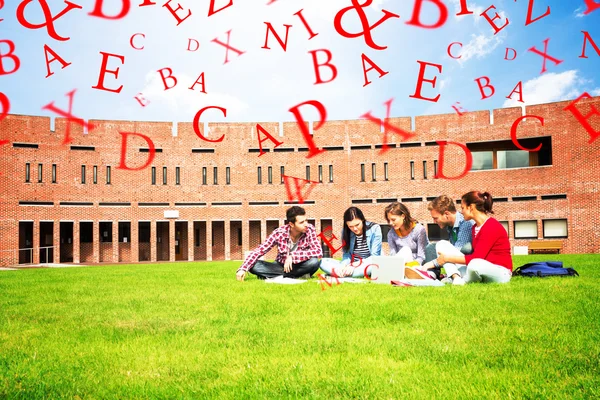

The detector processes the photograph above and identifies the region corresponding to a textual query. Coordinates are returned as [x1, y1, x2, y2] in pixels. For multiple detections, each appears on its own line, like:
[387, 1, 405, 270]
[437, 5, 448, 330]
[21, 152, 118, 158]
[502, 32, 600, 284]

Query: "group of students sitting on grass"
[235, 191, 512, 285]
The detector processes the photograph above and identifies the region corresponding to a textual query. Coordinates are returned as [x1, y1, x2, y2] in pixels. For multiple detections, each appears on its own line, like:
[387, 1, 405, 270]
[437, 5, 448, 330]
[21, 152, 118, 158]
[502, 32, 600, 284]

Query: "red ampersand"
[16, 0, 82, 41]
[333, 0, 399, 50]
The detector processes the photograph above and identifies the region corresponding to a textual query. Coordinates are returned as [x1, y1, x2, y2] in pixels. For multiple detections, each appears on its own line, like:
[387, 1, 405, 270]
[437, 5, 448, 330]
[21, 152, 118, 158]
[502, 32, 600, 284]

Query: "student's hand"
[236, 270, 247, 282]
[422, 261, 435, 270]
[437, 253, 446, 266]
[341, 265, 354, 277]
[284, 255, 293, 273]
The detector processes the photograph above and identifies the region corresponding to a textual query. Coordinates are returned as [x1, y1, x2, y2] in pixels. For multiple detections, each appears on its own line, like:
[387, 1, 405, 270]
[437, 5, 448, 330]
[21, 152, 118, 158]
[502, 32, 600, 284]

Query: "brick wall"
[0, 97, 598, 267]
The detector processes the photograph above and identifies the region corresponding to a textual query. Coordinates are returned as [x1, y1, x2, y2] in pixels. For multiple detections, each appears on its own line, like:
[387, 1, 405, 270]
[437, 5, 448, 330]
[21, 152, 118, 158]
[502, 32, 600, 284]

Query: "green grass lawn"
[1, 254, 599, 399]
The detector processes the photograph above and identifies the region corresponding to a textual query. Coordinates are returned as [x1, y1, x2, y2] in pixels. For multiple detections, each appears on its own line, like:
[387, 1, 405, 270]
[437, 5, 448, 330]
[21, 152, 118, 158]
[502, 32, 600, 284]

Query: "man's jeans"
[249, 257, 321, 279]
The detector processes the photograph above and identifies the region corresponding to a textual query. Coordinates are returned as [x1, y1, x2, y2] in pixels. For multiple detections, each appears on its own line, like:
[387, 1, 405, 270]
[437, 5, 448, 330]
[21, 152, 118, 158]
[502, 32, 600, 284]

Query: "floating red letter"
[193, 106, 226, 142]
[212, 30, 246, 64]
[564, 92, 600, 144]
[130, 33, 145, 50]
[208, 0, 233, 17]
[474, 76, 495, 100]
[406, 0, 448, 29]
[118, 132, 156, 170]
[580, 31, 599, 59]
[362, 98, 416, 154]
[505, 48, 517, 60]
[0, 40, 21, 75]
[162, 0, 191, 25]
[89, 0, 130, 19]
[309, 49, 338, 85]
[362, 53, 388, 87]
[188, 72, 206, 93]
[435, 140, 473, 180]
[511, 115, 543, 151]
[448, 42, 462, 59]
[256, 124, 283, 156]
[42, 89, 95, 145]
[282, 175, 319, 204]
[294, 9, 318, 40]
[528, 38, 563, 74]
[262, 22, 292, 51]
[44, 44, 71, 78]
[92, 52, 124, 93]
[480, 5, 509, 35]
[506, 81, 524, 103]
[318, 226, 345, 256]
[409, 60, 442, 102]
[288, 100, 327, 158]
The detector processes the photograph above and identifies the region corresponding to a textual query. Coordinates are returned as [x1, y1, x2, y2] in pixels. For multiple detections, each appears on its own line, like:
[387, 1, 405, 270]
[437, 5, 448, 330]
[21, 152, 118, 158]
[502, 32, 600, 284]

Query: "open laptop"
[369, 255, 405, 284]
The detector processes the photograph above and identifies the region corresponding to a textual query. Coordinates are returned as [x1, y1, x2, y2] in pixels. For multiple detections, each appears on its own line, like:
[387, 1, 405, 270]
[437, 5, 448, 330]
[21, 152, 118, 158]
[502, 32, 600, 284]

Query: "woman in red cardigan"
[436, 191, 512, 284]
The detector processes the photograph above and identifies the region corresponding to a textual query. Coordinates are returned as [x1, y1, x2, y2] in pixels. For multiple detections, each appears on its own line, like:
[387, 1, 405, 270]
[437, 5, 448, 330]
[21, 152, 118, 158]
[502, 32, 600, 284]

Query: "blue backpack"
[513, 261, 579, 278]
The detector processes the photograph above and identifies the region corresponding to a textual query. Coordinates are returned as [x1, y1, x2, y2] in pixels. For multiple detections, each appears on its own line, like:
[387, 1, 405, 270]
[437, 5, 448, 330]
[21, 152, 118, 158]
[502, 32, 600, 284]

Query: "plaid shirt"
[447, 212, 475, 249]
[239, 224, 323, 272]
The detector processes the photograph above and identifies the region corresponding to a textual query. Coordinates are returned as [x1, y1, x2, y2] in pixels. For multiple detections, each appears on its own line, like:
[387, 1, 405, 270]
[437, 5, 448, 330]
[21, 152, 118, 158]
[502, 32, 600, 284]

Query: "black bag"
[513, 261, 579, 277]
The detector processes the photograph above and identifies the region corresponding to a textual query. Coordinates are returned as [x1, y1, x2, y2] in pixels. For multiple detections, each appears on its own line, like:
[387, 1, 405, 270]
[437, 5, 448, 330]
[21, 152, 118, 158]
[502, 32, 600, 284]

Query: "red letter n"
[262, 22, 292, 51]
[580, 31, 600, 59]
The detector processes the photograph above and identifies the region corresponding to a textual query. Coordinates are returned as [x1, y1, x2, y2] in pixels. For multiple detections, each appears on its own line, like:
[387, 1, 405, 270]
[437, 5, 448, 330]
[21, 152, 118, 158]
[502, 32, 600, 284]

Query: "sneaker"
[404, 268, 433, 280]
[298, 273, 311, 280]
[440, 277, 453, 284]
[452, 276, 466, 286]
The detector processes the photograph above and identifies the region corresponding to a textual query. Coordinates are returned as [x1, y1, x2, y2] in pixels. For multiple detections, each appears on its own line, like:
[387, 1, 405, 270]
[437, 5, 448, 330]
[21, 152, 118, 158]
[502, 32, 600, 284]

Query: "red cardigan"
[464, 218, 512, 272]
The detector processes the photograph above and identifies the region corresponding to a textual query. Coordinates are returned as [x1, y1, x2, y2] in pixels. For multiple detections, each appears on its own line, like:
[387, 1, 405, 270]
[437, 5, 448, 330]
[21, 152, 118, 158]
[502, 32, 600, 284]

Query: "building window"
[238, 227, 242, 246]
[268, 166, 272, 184]
[151, 167, 156, 185]
[384, 162, 389, 181]
[371, 163, 376, 181]
[514, 220, 538, 239]
[163, 167, 167, 185]
[176, 167, 180, 185]
[410, 161, 415, 180]
[38, 164, 43, 182]
[360, 164, 365, 182]
[423, 161, 427, 179]
[434, 160, 438, 178]
[106, 166, 111, 184]
[213, 167, 218, 184]
[469, 137, 552, 171]
[81, 165, 86, 184]
[226, 167, 231, 185]
[258, 166, 262, 184]
[202, 167, 207, 185]
[306, 165, 310, 181]
[427, 223, 449, 242]
[318, 165, 323, 183]
[543, 219, 568, 238]
[329, 165, 333, 183]
[500, 221, 509, 236]
[25, 163, 30, 183]
[52, 164, 56, 183]
[195, 228, 200, 247]
[280, 166, 285, 184]
[93, 166, 97, 184]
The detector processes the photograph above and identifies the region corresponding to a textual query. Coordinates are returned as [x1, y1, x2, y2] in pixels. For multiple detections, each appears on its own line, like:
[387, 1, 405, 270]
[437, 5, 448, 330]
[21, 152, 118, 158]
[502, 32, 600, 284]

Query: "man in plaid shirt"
[422, 195, 475, 284]
[236, 206, 322, 281]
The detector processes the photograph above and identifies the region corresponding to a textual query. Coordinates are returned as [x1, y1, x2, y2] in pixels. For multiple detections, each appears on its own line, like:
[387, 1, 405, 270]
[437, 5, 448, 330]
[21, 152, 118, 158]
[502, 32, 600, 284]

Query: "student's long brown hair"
[384, 202, 416, 232]
[461, 191, 494, 214]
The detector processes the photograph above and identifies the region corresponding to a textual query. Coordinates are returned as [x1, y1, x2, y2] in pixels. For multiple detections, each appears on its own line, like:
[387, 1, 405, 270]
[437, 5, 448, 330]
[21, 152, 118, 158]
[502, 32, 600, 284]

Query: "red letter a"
[282, 174, 319, 204]
[44, 44, 71, 78]
[256, 124, 283, 156]
[117, 131, 156, 171]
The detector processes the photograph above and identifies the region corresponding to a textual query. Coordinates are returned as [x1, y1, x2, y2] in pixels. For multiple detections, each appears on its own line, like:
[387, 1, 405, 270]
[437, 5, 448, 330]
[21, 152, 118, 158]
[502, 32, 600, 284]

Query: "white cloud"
[503, 70, 600, 107]
[574, 6, 586, 18]
[141, 71, 249, 119]
[456, 33, 505, 65]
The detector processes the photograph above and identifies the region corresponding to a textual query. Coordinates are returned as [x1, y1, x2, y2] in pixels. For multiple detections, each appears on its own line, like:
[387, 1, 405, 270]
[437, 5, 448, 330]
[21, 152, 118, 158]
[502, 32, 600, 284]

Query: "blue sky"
[1, 0, 599, 124]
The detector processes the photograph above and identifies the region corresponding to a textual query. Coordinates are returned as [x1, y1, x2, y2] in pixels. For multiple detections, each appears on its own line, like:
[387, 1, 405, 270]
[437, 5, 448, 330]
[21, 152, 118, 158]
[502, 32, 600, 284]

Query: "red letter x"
[528, 38, 563, 74]
[211, 29, 246, 65]
[42, 89, 95, 145]
[361, 98, 416, 154]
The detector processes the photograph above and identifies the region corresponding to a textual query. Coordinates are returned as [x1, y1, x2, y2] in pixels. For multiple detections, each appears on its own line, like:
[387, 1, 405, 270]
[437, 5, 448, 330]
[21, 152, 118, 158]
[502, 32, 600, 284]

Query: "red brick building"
[1, 97, 599, 267]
